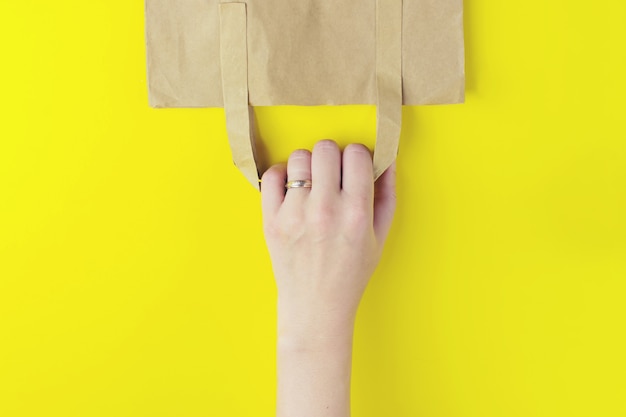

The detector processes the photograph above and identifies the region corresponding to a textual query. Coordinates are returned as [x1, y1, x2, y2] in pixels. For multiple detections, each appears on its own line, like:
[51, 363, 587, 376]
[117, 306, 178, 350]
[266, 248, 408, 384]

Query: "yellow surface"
[1, 1, 625, 416]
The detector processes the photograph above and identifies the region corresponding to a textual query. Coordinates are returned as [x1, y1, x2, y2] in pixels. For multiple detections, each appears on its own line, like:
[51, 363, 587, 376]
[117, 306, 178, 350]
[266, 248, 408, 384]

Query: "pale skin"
[261, 140, 397, 417]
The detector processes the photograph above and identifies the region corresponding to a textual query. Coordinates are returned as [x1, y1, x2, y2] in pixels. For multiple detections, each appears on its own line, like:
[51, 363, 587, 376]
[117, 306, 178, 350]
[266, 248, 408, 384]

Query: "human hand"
[261, 140, 396, 333]
[261, 140, 396, 417]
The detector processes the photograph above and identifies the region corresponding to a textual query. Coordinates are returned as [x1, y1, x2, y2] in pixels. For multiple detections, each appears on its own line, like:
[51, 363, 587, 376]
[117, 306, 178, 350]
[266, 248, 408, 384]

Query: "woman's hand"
[261, 140, 396, 417]
[262, 140, 396, 324]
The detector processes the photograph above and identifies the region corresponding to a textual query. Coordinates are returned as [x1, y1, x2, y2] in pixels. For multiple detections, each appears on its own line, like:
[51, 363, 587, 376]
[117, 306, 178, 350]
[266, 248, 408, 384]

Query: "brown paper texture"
[146, 0, 464, 107]
[145, 0, 464, 186]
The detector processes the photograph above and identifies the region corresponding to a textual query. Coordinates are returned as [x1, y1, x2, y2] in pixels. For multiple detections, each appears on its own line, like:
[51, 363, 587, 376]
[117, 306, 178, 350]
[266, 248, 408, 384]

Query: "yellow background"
[1, 1, 625, 416]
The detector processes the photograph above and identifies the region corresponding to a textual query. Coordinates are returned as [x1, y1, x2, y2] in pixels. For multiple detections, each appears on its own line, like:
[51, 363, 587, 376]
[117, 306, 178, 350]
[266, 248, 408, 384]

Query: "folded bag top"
[145, 0, 465, 188]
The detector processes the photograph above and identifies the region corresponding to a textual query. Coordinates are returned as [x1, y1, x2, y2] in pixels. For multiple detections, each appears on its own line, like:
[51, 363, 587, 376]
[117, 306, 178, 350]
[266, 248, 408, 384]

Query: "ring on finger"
[285, 180, 312, 189]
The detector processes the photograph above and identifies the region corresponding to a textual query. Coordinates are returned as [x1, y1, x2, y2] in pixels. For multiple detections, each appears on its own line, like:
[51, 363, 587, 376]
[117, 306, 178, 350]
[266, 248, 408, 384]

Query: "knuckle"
[389, 190, 398, 205]
[345, 143, 371, 157]
[376, 189, 398, 206]
[265, 216, 303, 241]
[344, 206, 370, 232]
[314, 139, 339, 153]
[263, 220, 283, 240]
[261, 165, 284, 183]
[348, 191, 372, 206]
[282, 214, 305, 235]
[309, 203, 336, 232]
[289, 149, 311, 160]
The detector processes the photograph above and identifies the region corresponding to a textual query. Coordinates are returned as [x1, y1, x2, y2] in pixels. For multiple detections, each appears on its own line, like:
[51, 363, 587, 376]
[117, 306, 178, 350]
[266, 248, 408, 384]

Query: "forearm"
[276, 302, 356, 417]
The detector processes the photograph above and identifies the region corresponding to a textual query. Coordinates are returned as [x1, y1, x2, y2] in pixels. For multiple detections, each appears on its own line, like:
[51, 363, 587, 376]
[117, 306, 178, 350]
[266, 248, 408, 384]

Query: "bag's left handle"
[219, 2, 260, 190]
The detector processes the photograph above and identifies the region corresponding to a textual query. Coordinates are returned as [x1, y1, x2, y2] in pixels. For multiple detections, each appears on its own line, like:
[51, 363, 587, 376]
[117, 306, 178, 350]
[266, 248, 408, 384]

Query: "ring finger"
[286, 149, 312, 202]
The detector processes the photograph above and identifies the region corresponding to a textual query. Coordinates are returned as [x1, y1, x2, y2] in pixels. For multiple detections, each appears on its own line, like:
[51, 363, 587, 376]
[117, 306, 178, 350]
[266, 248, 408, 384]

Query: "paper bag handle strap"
[219, 1, 403, 189]
[219, 3, 260, 189]
[374, 0, 403, 180]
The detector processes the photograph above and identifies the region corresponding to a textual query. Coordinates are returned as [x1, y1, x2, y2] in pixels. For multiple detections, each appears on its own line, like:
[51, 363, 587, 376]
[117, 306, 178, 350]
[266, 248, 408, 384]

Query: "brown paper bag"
[145, 0, 465, 189]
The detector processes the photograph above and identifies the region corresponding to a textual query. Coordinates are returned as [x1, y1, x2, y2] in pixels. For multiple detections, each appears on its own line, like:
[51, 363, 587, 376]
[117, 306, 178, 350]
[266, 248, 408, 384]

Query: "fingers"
[373, 161, 397, 243]
[286, 149, 312, 202]
[261, 164, 287, 217]
[311, 140, 341, 196]
[341, 144, 374, 205]
[268, 143, 386, 225]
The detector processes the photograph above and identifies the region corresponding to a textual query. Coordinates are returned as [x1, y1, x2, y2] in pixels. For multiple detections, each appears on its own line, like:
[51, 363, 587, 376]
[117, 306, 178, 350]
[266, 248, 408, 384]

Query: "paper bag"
[145, 0, 465, 189]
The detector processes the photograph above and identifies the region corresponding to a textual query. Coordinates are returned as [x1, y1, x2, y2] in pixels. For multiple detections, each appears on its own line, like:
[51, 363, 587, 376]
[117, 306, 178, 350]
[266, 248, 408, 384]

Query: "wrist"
[277, 299, 357, 353]
[276, 300, 355, 417]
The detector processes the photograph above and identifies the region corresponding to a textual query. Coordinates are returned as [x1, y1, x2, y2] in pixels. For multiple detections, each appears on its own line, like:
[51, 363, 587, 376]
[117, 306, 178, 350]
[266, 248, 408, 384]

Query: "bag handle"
[219, 1, 403, 190]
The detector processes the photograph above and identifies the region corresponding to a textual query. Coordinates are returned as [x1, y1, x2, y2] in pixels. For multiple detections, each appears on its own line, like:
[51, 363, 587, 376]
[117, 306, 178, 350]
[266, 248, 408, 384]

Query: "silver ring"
[285, 180, 312, 189]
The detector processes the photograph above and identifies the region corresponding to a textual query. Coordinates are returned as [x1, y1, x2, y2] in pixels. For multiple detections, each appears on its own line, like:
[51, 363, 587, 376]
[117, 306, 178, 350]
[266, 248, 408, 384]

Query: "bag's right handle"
[219, 0, 403, 188]
[373, 0, 403, 180]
